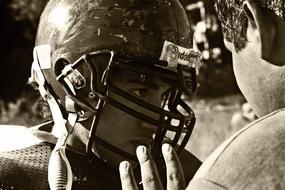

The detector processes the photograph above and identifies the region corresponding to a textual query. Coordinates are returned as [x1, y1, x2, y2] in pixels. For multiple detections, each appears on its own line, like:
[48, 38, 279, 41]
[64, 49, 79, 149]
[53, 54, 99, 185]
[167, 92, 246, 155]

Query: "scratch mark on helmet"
[113, 34, 128, 42]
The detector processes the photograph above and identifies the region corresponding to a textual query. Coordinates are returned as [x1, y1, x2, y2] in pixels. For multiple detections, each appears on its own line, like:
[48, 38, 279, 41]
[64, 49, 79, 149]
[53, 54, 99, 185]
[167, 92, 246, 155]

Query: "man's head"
[215, 0, 285, 117]
[31, 0, 200, 167]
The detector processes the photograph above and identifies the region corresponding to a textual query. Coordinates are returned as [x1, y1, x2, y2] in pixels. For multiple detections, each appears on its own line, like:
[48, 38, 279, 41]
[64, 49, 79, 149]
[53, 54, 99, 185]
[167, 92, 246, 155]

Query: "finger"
[162, 144, 186, 190]
[119, 161, 139, 190]
[136, 145, 163, 190]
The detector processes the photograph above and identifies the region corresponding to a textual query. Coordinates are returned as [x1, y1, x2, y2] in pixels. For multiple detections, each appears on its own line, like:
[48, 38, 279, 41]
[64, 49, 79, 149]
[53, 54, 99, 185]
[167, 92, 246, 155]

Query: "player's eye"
[131, 88, 148, 98]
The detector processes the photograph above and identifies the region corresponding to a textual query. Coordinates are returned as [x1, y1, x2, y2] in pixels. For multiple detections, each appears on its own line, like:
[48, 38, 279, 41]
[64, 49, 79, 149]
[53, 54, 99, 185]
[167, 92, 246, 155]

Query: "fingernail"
[119, 161, 129, 172]
[136, 145, 147, 160]
[162, 143, 171, 154]
[137, 145, 146, 154]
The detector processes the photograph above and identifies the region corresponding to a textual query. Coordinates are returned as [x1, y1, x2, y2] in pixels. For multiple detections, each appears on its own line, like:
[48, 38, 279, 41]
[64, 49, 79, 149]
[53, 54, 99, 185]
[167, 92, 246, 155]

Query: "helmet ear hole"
[54, 58, 70, 77]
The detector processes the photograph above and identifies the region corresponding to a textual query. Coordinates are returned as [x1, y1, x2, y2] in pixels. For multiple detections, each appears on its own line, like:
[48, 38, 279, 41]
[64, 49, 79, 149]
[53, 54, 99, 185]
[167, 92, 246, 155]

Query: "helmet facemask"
[55, 49, 198, 165]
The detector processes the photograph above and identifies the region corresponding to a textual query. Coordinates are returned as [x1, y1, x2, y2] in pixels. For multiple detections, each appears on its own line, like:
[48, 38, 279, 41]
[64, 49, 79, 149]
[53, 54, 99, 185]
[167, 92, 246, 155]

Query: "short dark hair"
[215, 0, 285, 51]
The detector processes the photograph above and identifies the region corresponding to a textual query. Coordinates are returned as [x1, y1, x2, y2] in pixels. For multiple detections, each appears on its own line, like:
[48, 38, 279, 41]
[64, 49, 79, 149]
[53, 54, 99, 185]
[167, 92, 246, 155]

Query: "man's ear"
[243, 0, 285, 66]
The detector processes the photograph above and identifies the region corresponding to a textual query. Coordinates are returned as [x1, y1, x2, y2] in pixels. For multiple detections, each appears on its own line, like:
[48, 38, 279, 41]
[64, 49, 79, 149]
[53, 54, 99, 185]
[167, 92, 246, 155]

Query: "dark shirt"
[0, 121, 201, 190]
[0, 141, 121, 190]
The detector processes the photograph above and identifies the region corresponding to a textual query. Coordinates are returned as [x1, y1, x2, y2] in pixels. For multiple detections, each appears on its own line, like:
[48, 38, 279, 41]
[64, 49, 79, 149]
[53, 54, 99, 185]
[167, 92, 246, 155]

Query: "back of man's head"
[214, 0, 285, 116]
[215, 0, 285, 51]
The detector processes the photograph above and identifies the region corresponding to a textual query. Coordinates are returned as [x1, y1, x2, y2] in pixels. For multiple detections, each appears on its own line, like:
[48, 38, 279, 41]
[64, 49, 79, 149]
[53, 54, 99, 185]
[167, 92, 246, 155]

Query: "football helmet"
[30, 0, 201, 188]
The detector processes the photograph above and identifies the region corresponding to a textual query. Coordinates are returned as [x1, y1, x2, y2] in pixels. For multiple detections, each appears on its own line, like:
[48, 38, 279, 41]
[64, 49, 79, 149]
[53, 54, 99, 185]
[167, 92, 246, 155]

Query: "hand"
[119, 144, 186, 190]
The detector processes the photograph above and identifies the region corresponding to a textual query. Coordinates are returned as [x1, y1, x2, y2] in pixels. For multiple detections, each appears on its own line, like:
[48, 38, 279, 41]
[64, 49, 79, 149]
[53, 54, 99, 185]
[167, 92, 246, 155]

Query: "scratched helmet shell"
[33, 0, 199, 165]
[35, 0, 196, 104]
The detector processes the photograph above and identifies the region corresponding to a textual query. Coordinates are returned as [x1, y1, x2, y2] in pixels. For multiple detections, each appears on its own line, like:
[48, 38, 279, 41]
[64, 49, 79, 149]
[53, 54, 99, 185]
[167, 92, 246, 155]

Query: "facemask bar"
[56, 50, 196, 162]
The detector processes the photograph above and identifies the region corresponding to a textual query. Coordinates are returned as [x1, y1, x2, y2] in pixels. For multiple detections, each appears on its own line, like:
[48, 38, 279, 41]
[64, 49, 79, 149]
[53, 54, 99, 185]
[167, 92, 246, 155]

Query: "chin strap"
[30, 45, 78, 190]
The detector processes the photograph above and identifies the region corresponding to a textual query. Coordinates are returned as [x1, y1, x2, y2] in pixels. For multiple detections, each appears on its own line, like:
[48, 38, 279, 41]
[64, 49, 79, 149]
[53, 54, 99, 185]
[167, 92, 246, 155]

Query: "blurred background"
[0, 0, 257, 161]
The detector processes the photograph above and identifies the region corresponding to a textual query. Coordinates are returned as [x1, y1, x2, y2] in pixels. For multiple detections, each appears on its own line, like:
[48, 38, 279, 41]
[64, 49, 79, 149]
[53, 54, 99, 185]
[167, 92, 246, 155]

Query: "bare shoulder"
[0, 125, 42, 152]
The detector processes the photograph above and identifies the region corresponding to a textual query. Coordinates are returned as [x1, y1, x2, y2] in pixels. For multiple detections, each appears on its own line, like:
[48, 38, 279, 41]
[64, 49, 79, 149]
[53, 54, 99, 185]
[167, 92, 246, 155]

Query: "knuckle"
[143, 173, 156, 184]
[168, 172, 183, 182]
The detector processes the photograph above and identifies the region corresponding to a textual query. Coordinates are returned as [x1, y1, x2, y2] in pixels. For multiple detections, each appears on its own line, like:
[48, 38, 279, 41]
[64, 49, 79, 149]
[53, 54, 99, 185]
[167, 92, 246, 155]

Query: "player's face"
[94, 68, 171, 166]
